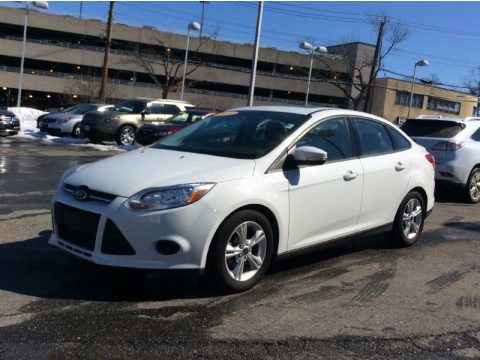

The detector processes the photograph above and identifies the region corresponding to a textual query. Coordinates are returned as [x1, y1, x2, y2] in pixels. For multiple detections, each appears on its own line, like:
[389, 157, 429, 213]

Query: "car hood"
[63, 148, 256, 197]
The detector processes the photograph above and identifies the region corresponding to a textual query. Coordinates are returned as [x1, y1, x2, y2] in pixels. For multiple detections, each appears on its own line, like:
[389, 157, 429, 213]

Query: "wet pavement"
[1, 136, 480, 359]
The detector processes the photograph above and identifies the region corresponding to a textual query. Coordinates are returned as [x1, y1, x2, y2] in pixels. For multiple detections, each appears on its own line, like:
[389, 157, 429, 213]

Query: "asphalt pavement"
[1, 137, 480, 359]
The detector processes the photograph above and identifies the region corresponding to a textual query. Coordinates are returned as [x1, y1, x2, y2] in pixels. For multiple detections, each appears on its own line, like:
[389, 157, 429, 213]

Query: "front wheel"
[116, 125, 136, 146]
[465, 168, 480, 204]
[72, 123, 81, 138]
[208, 210, 274, 293]
[388, 191, 425, 247]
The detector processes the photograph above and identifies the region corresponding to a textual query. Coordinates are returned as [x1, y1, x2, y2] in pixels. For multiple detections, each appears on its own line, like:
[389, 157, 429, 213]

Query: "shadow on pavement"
[0, 228, 397, 302]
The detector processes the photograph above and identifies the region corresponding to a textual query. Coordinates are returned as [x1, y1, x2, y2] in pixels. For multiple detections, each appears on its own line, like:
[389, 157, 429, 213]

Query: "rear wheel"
[116, 125, 136, 146]
[465, 168, 480, 204]
[72, 123, 81, 138]
[208, 210, 274, 292]
[388, 191, 425, 247]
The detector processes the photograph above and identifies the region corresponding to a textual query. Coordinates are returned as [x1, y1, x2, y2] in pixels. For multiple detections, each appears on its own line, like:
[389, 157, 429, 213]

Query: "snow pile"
[8, 106, 137, 152]
[8, 107, 47, 137]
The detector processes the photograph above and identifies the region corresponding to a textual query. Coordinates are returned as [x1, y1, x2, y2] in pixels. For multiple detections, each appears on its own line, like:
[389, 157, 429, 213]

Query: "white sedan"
[49, 106, 435, 292]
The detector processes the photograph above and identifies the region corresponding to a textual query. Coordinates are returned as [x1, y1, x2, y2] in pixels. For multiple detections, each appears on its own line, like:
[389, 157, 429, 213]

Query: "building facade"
[0, 6, 374, 110]
[370, 78, 477, 123]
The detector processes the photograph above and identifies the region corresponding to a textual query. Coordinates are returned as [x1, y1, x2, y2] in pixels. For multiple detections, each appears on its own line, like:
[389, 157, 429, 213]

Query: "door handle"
[395, 162, 406, 171]
[343, 171, 358, 181]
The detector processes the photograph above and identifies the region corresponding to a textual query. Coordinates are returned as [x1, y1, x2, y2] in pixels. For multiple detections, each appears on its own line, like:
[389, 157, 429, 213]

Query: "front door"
[286, 117, 364, 251]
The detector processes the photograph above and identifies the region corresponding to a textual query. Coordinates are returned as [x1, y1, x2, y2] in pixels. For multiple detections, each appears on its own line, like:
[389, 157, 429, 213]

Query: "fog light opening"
[156, 240, 181, 255]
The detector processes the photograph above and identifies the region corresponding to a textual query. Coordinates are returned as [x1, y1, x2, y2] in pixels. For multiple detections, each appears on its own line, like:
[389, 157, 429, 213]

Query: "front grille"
[54, 202, 100, 251]
[63, 183, 117, 203]
[101, 219, 136, 255]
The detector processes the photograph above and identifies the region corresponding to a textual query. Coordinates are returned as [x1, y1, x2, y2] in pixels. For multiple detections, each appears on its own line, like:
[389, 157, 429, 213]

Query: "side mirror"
[291, 146, 327, 165]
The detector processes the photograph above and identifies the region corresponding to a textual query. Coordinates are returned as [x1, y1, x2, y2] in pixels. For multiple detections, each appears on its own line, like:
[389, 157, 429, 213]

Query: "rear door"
[353, 117, 411, 231]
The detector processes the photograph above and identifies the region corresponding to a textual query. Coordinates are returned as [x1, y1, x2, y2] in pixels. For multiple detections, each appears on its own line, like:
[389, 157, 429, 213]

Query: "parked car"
[36, 104, 79, 128]
[401, 115, 480, 203]
[40, 104, 112, 138]
[0, 109, 20, 136]
[81, 98, 195, 145]
[50, 106, 435, 292]
[136, 109, 215, 145]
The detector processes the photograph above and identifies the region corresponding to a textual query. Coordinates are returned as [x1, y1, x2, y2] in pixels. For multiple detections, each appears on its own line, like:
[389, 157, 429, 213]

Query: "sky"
[3, 1, 480, 92]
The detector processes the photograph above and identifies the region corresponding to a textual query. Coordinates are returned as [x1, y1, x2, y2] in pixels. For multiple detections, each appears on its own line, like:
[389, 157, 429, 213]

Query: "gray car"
[401, 115, 480, 203]
[40, 104, 112, 138]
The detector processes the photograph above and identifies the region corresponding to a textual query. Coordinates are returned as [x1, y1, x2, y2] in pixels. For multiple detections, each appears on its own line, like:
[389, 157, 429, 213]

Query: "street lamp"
[299, 41, 327, 106]
[407, 59, 429, 119]
[16, 1, 49, 108]
[180, 21, 201, 101]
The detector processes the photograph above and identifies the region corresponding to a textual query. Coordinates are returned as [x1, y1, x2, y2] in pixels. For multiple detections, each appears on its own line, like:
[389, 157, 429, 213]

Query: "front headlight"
[59, 116, 73, 123]
[124, 183, 216, 211]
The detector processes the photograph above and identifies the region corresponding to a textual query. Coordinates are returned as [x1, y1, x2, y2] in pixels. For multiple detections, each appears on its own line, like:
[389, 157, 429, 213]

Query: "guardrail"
[0, 65, 335, 107]
[0, 34, 341, 82]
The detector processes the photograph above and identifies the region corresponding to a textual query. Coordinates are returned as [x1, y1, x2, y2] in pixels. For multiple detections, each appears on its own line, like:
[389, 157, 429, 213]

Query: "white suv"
[50, 107, 435, 292]
[401, 115, 480, 203]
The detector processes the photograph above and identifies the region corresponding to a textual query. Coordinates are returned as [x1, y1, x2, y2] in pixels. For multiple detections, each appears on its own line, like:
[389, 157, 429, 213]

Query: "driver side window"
[297, 117, 354, 162]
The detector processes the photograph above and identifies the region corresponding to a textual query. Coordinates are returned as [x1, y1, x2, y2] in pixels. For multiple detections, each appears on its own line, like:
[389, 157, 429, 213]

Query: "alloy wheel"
[224, 221, 267, 282]
[402, 198, 423, 240]
[469, 171, 480, 202]
[120, 127, 135, 145]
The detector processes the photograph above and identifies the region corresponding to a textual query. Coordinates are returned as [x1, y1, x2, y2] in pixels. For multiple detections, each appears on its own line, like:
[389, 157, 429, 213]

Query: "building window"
[427, 97, 461, 115]
[395, 91, 423, 108]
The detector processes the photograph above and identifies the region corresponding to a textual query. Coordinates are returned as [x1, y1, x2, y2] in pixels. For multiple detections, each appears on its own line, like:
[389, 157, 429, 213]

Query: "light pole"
[16, 1, 49, 108]
[299, 42, 327, 106]
[180, 21, 200, 101]
[407, 59, 429, 119]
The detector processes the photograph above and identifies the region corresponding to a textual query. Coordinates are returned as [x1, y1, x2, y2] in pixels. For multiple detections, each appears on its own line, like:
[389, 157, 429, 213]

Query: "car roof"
[231, 105, 332, 115]
[415, 115, 480, 123]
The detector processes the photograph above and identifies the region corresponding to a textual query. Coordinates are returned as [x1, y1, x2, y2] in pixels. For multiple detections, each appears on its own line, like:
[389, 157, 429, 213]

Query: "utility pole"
[79, 1, 83, 20]
[247, 1, 263, 107]
[363, 16, 386, 113]
[99, 1, 114, 103]
[199, 1, 209, 38]
[477, 80, 480, 116]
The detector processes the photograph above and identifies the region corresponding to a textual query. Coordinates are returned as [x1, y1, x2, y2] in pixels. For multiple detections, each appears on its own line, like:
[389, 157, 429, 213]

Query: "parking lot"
[1, 136, 480, 359]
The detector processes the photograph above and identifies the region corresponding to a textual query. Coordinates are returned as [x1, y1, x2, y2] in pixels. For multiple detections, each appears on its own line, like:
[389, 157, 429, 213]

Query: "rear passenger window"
[355, 118, 394, 156]
[297, 117, 353, 162]
[162, 105, 181, 115]
[387, 127, 412, 151]
[472, 128, 480, 142]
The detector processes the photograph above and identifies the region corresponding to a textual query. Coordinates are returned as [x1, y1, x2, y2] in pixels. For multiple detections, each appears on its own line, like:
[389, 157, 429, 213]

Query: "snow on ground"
[8, 107, 137, 152]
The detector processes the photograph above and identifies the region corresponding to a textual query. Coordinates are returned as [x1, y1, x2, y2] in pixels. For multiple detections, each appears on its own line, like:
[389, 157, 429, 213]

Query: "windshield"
[401, 120, 465, 138]
[112, 100, 146, 113]
[62, 105, 81, 113]
[151, 110, 309, 159]
[68, 104, 98, 115]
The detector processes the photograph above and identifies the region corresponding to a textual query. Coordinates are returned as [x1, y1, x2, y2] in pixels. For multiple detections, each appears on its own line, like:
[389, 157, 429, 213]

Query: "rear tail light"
[425, 153, 435, 170]
[431, 140, 465, 151]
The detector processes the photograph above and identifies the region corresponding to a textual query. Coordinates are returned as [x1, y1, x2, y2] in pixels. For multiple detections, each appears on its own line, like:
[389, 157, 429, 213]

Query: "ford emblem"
[73, 187, 89, 201]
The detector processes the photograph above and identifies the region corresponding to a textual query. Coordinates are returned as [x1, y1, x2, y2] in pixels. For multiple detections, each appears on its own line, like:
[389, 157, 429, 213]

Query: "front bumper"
[0, 122, 20, 135]
[49, 187, 220, 270]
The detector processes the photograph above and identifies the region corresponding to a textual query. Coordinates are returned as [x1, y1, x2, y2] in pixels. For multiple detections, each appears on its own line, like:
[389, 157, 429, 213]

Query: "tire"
[116, 125, 136, 146]
[208, 210, 274, 292]
[465, 168, 480, 204]
[72, 123, 81, 138]
[388, 191, 425, 247]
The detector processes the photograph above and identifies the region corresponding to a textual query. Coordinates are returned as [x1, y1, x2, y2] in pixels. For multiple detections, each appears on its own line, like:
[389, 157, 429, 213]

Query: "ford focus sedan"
[49, 107, 435, 292]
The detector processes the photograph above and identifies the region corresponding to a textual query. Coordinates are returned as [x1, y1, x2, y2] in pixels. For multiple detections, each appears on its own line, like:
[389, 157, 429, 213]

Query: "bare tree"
[313, 17, 409, 110]
[463, 68, 480, 95]
[63, 71, 122, 104]
[126, 30, 218, 99]
[420, 73, 441, 86]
